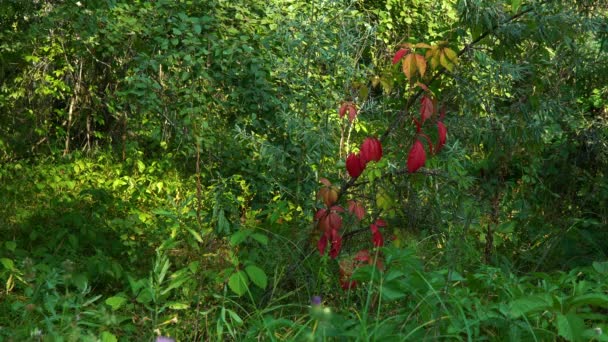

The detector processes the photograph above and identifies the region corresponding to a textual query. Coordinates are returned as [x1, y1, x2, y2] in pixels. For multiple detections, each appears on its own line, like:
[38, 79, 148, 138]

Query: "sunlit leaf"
[440, 53, 453, 72]
[443, 48, 458, 64]
[415, 54, 427, 78]
[392, 48, 409, 65]
[402, 54, 417, 81]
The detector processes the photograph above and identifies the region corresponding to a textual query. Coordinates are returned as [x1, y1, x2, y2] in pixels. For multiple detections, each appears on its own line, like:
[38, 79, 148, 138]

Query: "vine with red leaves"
[310, 6, 538, 290]
[315, 43, 453, 289]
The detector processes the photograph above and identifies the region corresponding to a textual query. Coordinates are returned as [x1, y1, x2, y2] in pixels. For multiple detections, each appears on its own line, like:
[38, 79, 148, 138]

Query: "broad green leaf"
[568, 294, 608, 309]
[105, 296, 127, 310]
[4, 241, 16, 252]
[556, 313, 585, 342]
[0, 258, 14, 271]
[230, 229, 252, 246]
[592, 261, 608, 274]
[228, 270, 249, 296]
[510, 295, 551, 317]
[100, 331, 118, 342]
[245, 265, 267, 289]
[250, 233, 268, 245]
[512, 0, 522, 14]
[136, 289, 153, 304]
[380, 280, 406, 301]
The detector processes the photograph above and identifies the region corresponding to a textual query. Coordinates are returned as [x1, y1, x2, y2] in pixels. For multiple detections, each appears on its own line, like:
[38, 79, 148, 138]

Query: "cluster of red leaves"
[315, 47, 451, 276]
[339, 102, 358, 122]
[346, 137, 383, 178]
[406, 95, 448, 173]
[338, 249, 384, 289]
[315, 189, 369, 259]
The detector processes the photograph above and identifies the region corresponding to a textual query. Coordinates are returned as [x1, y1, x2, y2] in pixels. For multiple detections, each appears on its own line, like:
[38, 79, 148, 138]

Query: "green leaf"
[592, 261, 608, 274]
[5, 241, 16, 252]
[168, 302, 190, 310]
[380, 280, 406, 301]
[226, 309, 243, 325]
[245, 265, 267, 289]
[105, 296, 127, 310]
[568, 294, 608, 309]
[228, 271, 249, 296]
[510, 295, 551, 318]
[100, 331, 118, 342]
[230, 229, 252, 246]
[0, 258, 14, 271]
[556, 313, 585, 342]
[250, 233, 268, 245]
[185, 226, 203, 243]
[511, 0, 522, 14]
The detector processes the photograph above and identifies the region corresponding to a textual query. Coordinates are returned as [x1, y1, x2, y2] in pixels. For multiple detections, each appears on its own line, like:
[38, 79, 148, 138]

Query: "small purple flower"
[311, 296, 322, 306]
[156, 337, 175, 342]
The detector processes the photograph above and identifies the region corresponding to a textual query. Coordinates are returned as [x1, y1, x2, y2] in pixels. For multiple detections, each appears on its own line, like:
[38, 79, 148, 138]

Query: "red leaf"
[370, 219, 386, 234]
[419, 133, 434, 155]
[330, 205, 345, 213]
[360, 137, 383, 164]
[317, 186, 338, 206]
[346, 153, 365, 178]
[416, 82, 429, 92]
[318, 234, 328, 256]
[372, 230, 384, 247]
[338, 102, 348, 119]
[339, 102, 357, 122]
[339, 258, 357, 289]
[314, 208, 327, 221]
[329, 230, 342, 259]
[354, 250, 370, 263]
[340, 279, 357, 290]
[370, 222, 378, 234]
[327, 212, 342, 231]
[392, 48, 409, 65]
[407, 140, 426, 173]
[437, 121, 447, 151]
[420, 95, 433, 124]
[374, 219, 387, 227]
[348, 106, 357, 122]
[319, 178, 332, 187]
[317, 210, 342, 231]
[347, 200, 365, 220]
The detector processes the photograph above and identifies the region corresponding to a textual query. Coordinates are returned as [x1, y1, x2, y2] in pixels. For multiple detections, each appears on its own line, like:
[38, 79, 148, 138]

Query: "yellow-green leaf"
[414, 43, 432, 49]
[105, 296, 127, 310]
[431, 52, 441, 70]
[415, 54, 427, 78]
[402, 54, 417, 81]
[443, 48, 458, 64]
[440, 53, 453, 72]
